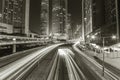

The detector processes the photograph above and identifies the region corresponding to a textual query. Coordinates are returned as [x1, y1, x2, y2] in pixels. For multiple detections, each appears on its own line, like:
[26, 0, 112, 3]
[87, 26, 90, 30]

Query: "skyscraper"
[0, 0, 13, 34]
[0, 0, 30, 35]
[40, 0, 49, 35]
[83, 0, 119, 45]
[52, 0, 66, 35]
[25, 0, 30, 36]
[84, 0, 93, 37]
[102, 0, 116, 37]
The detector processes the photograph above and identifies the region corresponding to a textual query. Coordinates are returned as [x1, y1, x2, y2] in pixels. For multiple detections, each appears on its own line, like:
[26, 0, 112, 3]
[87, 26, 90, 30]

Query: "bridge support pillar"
[13, 44, 16, 53]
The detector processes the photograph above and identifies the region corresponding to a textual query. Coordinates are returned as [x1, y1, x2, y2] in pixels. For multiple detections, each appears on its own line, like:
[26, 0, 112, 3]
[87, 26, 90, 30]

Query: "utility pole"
[25, 0, 30, 36]
[45, 0, 50, 36]
[82, 0, 85, 42]
[49, 0, 52, 35]
[65, 0, 68, 29]
[115, 0, 119, 42]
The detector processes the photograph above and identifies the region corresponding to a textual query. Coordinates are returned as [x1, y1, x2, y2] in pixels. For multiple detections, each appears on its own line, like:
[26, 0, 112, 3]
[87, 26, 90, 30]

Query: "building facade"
[101, 0, 116, 37]
[0, 0, 30, 35]
[83, 0, 119, 45]
[40, 0, 49, 35]
[84, 0, 93, 36]
[52, 0, 66, 35]
[0, 0, 13, 34]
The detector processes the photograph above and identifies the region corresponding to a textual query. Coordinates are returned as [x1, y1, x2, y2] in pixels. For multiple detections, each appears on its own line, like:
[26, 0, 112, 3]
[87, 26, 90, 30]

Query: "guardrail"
[73, 43, 120, 80]
[0, 35, 51, 46]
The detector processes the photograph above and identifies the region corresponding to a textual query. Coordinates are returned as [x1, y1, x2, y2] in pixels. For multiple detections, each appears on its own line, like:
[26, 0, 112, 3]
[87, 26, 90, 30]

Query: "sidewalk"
[84, 49, 120, 70]
[97, 52, 120, 70]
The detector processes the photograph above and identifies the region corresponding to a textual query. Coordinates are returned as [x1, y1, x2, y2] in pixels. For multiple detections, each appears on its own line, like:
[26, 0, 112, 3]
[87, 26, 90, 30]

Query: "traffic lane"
[82, 48, 120, 77]
[58, 53, 69, 80]
[73, 44, 120, 80]
[76, 44, 120, 78]
[72, 44, 105, 80]
[0, 44, 62, 80]
[94, 56, 120, 77]
[47, 52, 59, 80]
[25, 47, 58, 80]
[58, 48, 86, 80]
[0, 46, 45, 67]
[73, 50, 99, 80]
[47, 48, 69, 80]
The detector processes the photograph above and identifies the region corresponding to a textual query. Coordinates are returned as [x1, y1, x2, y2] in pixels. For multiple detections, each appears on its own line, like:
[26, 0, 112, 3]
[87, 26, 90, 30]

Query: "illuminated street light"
[60, 13, 63, 15]
[84, 18, 87, 21]
[0, 14, 2, 17]
[87, 35, 90, 38]
[111, 35, 117, 39]
[12, 38, 16, 53]
[91, 35, 117, 76]
[13, 38, 16, 41]
[91, 35, 95, 39]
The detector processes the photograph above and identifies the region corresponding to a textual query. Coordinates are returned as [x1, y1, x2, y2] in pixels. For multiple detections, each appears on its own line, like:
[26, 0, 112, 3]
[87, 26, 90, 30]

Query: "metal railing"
[0, 35, 51, 46]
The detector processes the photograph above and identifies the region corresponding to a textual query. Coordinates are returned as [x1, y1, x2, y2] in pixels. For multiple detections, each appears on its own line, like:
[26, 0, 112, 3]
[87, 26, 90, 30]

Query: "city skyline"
[29, 0, 82, 34]
[1, 1, 120, 80]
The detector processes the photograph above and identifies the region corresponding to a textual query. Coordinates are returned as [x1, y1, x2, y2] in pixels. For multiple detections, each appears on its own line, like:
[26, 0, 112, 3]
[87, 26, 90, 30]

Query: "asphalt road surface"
[0, 44, 119, 80]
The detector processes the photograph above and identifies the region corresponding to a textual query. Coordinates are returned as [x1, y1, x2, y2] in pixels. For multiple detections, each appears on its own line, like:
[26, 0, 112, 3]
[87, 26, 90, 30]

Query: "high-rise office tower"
[52, 0, 66, 35]
[25, 0, 30, 36]
[83, 0, 120, 45]
[84, 0, 93, 36]
[117, 0, 120, 40]
[92, 0, 105, 31]
[0, 0, 13, 34]
[40, 0, 49, 35]
[102, 0, 116, 37]
[0, 0, 30, 35]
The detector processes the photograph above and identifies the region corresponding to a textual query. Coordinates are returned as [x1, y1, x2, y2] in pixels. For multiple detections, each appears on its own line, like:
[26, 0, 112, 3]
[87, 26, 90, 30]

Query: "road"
[0, 43, 120, 80]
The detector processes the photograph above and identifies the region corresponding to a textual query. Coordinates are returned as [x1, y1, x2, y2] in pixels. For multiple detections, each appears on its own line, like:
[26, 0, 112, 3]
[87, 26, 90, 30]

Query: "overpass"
[0, 34, 51, 53]
[0, 34, 51, 45]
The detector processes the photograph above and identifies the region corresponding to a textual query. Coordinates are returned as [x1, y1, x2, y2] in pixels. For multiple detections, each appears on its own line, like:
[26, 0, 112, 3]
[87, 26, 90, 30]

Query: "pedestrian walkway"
[97, 52, 120, 70]
[84, 49, 120, 70]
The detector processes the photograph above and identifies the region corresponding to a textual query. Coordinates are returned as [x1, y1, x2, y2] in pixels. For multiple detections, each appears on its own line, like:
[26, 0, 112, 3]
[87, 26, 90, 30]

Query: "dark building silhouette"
[84, 0, 120, 46]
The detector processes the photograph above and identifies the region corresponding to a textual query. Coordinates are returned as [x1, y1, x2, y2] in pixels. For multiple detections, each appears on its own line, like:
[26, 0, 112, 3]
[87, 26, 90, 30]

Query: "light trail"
[47, 53, 59, 80]
[58, 49, 87, 80]
[0, 44, 62, 80]
[73, 43, 120, 80]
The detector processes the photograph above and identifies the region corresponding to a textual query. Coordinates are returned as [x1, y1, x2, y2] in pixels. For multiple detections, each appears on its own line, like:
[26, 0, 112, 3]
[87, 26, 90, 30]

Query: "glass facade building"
[52, 0, 66, 35]
[0, 0, 29, 35]
[40, 0, 49, 35]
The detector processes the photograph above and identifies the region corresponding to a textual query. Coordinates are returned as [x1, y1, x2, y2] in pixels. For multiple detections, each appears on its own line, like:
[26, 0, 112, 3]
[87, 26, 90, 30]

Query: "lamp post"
[13, 38, 16, 53]
[102, 37, 105, 76]
[115, 0, 119, 42]
[91, 35, 117, 76]
[101, 36, 117, 76]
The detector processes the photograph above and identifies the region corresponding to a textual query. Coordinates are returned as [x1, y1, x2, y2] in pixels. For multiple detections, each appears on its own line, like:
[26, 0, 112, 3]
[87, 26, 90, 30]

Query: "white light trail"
[0, 44, 62, 80]
[58, 49, 87, 80]
[73, 43, 120, 80]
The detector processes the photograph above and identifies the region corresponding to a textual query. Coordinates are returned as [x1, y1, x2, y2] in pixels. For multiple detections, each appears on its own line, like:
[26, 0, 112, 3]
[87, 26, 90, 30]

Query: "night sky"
[29, 0, 82, 34]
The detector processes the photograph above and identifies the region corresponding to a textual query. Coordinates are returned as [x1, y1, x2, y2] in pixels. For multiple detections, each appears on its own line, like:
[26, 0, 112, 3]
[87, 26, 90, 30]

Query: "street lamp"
[91, 35, 96, 39]
[0, 14, 2, 18]
[13, 38, 16, 41]
[111, 35, 117, 39]
[13, 38, 16, 53]
[91, 35, 117, 76]
[101, 36, 117, 76]
[84, 17, 87, 21]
